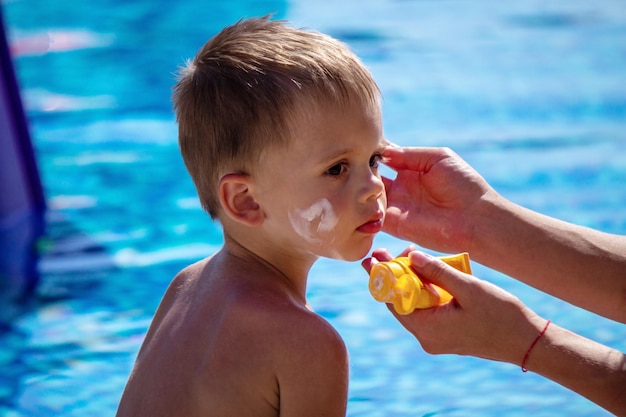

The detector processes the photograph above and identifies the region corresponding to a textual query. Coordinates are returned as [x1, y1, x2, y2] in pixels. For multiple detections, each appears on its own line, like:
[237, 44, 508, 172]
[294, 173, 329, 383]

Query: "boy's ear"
[218, 173, 265, 227]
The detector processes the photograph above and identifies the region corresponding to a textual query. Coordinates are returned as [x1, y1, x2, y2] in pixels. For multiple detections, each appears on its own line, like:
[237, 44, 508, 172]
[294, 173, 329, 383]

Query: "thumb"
[408, 251, 470, 299]
[381, 175, 393, 192]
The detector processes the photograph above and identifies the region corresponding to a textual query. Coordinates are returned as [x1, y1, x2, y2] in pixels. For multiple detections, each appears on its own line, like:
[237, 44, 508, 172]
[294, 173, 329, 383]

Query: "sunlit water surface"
[2, 0, 625, 416]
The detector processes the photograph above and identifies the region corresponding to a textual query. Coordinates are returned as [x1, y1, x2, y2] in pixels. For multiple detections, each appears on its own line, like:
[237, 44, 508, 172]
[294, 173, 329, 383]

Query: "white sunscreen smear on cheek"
[288, 198, 339, 244]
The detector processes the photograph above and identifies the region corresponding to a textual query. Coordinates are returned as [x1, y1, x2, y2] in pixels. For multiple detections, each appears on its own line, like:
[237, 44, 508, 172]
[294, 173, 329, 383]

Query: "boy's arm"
[275, 310, 349, 417]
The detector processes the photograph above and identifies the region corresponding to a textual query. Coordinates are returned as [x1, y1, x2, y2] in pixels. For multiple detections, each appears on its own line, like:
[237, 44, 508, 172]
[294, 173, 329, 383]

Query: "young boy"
[116, 16, 387, 417]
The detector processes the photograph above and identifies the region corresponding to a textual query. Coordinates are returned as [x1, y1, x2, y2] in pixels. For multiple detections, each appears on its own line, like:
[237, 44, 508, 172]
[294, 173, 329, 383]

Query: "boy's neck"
[222, 232, 316, 303]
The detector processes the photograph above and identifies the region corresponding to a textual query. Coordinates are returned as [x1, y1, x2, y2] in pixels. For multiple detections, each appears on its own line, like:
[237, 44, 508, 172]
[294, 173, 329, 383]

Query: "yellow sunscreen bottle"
[368, 253, 472, 315]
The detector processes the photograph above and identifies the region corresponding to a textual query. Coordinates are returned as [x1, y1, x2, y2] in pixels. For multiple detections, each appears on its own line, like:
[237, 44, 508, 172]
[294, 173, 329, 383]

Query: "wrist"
[521, 319, 551, 372]
[466, 191, 512, 259]
[500, 309, 548, 366]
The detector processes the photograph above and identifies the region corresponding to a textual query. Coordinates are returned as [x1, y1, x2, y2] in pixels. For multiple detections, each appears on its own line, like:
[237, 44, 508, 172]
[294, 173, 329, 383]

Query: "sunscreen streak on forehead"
[288, 198, 338, 244]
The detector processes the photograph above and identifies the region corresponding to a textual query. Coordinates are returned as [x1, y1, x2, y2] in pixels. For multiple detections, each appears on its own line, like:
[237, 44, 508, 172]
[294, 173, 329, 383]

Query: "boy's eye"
[370, 153, 383, 169]
[326, 162, 347, 177]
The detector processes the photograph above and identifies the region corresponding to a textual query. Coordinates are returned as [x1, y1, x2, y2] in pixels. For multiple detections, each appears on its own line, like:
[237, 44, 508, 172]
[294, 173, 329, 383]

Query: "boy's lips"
[357, 215, 384, 234]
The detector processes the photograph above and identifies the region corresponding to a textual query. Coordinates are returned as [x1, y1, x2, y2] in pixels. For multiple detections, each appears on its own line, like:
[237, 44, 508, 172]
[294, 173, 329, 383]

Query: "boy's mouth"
[357, 215, 384, 234]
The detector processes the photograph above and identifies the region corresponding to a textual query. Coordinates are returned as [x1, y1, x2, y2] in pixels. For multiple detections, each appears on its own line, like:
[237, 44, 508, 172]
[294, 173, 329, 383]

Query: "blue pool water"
[2, 0, 625, 416]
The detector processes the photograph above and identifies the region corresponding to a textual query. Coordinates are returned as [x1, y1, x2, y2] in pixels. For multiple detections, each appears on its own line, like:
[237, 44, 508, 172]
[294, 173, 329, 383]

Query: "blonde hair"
[172, 16, 380, 219]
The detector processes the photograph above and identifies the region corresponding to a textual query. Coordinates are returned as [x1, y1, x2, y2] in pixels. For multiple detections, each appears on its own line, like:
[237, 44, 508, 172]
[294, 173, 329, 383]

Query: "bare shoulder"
[147, 257, 210, 318]
[172, 256, 209, 283]
[234, 283, 346, 349]
[238, 295, 349, 416]
[267, 302, 347, 363]
[275, 304, 349, 390]
[119, 253, 349, 417]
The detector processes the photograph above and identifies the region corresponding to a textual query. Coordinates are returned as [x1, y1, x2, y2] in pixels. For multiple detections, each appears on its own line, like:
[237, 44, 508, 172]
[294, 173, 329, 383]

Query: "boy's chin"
[328, 247, 372, 262]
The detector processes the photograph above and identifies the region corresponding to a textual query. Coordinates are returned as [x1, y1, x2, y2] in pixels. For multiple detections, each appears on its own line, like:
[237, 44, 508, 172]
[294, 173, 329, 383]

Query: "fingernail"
[409, 251, 433, 268]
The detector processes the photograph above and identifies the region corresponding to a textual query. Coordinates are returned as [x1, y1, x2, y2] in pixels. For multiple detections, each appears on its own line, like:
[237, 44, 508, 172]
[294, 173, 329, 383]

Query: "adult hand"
[363, 249, 545, 364]
[380, 146, 626, 324]
[363, 250, 626, 415]
[381, 146, 493, 254]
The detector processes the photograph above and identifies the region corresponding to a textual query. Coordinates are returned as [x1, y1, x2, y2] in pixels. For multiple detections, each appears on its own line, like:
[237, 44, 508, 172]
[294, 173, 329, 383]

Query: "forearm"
[471, 193, 626, 323]
[523, 323, 626, 416]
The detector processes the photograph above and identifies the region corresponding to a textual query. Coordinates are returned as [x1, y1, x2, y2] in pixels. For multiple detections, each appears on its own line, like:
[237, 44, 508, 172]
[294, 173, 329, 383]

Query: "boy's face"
[254, 100, 387, 261]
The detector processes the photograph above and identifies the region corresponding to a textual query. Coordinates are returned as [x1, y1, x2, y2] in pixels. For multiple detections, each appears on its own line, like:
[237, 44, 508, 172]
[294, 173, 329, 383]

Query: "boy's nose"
[359, 170, 384, 203]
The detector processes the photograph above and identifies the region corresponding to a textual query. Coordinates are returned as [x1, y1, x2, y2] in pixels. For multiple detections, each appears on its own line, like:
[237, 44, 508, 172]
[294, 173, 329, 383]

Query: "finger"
[363, 246, 414, 273]
[408, 251, 471, 297]
[361, 257, 377, 273]
[385, 301, 431, 334]
[382, 146, 451, 172]
[381, 175, 394, 191]
[371, 248, 394, 261]
[361, 248, 393, 272]
[385, 302, 409, 322]
[385, 302, 398, 317]
[397, 245, 415, 257]
[381, 149, 399, 173]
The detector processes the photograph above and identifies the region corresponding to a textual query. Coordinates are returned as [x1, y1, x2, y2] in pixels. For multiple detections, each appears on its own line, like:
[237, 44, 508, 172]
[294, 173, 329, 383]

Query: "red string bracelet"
[521, 320, 551, 372]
